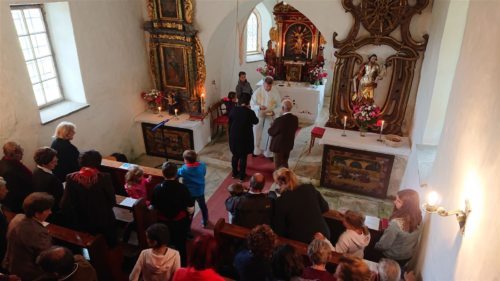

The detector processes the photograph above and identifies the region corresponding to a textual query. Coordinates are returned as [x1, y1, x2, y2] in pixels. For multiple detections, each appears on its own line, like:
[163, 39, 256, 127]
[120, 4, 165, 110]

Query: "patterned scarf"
[69, 167, 99, 188]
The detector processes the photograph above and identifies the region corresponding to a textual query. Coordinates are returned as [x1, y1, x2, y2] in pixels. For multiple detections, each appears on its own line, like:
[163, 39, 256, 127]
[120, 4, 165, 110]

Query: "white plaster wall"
[0, 0, 151, 167]
[418, 1, 500, 279]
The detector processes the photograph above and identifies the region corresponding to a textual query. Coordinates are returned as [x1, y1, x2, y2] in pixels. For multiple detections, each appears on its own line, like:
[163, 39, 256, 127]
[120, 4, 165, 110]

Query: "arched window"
[246, 10, 261, 55]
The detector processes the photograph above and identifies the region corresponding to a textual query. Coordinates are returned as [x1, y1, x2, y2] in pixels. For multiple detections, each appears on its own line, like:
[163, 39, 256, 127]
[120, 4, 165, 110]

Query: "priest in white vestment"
[250, 76, 282, 158]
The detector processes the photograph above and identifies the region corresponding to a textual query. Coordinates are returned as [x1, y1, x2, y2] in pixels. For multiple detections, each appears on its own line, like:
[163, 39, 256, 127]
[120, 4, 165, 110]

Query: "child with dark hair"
[177, 150, 209, 228]
[172, 234, 224, 281]
[130, 223, 180, 281]
[225, 182, 245, 223]
[223, 91, 238, 115]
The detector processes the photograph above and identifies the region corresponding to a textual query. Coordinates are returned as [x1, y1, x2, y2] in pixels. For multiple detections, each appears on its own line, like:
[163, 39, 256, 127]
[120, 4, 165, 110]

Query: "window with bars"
[246, 11, 262, 54]
[11, 5, 63, 108]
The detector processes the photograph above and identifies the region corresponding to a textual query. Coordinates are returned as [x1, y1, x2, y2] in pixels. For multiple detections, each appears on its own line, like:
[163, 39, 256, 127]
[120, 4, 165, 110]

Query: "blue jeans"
[193, 195, 209, 226]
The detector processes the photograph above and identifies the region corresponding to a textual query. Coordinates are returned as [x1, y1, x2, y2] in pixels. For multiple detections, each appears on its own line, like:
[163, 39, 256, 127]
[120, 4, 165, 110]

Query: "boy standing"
[177, 150, 209, 228]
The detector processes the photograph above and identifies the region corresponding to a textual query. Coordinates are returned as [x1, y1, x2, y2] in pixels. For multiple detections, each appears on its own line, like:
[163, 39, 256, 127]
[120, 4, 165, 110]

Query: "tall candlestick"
[157, 106, 162, 117]
[341, 115, 347, 137]
[283, 42, 286, 55]
[378, 120, 385, 142]
[306, 43, 310, 58]
[174, 108, 178, 118]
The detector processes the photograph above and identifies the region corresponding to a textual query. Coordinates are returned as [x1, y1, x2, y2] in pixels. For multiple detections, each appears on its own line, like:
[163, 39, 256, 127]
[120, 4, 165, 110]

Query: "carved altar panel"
[144, 0, 205, 114]
[326, 0, 430, 136]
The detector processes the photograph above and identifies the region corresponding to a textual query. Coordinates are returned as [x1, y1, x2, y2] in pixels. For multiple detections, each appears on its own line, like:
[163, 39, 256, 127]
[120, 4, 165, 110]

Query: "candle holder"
[157, 107, 163, 117]
[341, 129, 347, 137]
[377, 121, 385, 142]
[341, 116, 347, 137]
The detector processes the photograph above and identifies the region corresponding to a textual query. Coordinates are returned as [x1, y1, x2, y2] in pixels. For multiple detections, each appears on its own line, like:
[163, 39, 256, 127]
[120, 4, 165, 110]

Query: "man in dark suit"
[268, 99, 299, 169]
[229, 93, 259, 182]
[0, 142, 34, 213]
[232, 173, 272, 229]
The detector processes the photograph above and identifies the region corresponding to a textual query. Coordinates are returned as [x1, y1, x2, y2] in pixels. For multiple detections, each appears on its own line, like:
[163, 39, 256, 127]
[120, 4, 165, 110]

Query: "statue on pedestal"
[352, 54, 386, 103]
[263, 40, 277, 68]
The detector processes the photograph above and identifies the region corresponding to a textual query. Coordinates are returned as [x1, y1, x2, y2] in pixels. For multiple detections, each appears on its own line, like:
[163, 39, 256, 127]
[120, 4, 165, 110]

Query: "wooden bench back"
[132, 197, 158, 249]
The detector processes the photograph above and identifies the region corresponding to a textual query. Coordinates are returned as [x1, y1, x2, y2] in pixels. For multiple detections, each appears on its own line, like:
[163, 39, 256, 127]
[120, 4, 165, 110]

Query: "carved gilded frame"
[157, 0, 182, 21]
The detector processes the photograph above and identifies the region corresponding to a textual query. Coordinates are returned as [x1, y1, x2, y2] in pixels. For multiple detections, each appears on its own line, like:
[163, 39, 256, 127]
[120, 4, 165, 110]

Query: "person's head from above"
[334, 256, 372, 281]
[54, 121, 76, 141]
[377, 258, 401, 281]
[182, 149, 197, 164]
[23, 192, 54, 221]
[272, 244, 305, 281]
[227, 182, 245, 196]
[227, 91, 237, 101]
[391, 188, 422, 232]
[281, 99, 293, 113]
[273, 167, 299, 193]
[36, 246, 76, 278]
[249, 173, 265, 192]
[3, 141, 24, 161]
[238, 92, 251, 106]
[0, 177, 8, 201]
[264, 76, 274, 91]
[189, 234, 218, 270]
[307, 238, 331, 266]
[343, 210, 367, 234]
[79, 150, 102, 169]
[34, 147, 58, 171]
[239, 71, 247, 82]
[146, 223, 170, 249]
[368, 54, 377, 64]
[125, 165, 144, 184]
[161, 161, 178, 180]
[247, 224, 277, 259]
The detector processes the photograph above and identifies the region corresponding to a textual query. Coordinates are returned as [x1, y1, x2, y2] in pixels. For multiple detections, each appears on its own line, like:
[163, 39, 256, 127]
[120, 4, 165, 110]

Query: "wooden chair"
[308, 126, 325, 153]
[209, 99, 229, 139]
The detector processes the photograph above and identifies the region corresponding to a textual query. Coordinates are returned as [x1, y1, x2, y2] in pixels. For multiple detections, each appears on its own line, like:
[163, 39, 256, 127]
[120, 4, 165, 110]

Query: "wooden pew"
[100, 159, 164, 198]
[4, 210, 127, 281]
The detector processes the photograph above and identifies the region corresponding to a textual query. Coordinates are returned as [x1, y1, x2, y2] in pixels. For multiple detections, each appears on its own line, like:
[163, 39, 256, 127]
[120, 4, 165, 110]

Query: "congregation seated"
[172, 234, 224, 281]
[32, 147, 64, 222]
[50, 122, 80, 183]
[0, 142, 34, 213]
[229, 173, 273, 229]
[4, 192, 54, 280]
[234, 224, 276, 281]
[271, 244, 308, 281]
[130, 223, 180, 281]
[302, 239, 335, 281]
[34, 246, 97, 281]
[60, 150, 117, 247]
[272, 168, 330, 243]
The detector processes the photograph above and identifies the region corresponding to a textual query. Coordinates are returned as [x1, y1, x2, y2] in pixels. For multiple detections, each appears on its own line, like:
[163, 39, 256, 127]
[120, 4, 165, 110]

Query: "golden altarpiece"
[143, 0, 206, 114]
[326, 0, 430, 135]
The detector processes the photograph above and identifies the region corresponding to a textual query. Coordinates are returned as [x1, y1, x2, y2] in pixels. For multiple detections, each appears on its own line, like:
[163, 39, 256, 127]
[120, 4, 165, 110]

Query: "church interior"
[0, 0, 499, 280]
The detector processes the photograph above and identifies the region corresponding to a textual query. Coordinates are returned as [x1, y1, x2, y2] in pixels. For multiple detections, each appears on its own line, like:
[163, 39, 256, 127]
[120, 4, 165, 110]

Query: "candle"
[174, 108, 178, 117]
[158, 106, 161, 112]
[343, 116, 347, 129]
[380, 120, 385, 133]
[283, 41, 286, 54]
[306, 43, 310, 58]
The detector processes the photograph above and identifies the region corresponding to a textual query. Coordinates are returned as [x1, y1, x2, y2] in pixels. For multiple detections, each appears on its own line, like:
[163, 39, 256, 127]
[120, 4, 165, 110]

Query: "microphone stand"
[151, 118, 170, 167]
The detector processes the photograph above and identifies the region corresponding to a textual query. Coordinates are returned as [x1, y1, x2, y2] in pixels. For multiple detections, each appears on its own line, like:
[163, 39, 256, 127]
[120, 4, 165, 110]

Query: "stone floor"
[134, 96, 394, 219]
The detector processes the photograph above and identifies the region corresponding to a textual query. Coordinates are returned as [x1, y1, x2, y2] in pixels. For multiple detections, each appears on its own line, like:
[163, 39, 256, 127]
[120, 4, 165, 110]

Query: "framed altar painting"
[160, 45, 188, 89]
[321, 145, 394, 199]
[141, 123, 194, 161]
[157, 0, 181, 20]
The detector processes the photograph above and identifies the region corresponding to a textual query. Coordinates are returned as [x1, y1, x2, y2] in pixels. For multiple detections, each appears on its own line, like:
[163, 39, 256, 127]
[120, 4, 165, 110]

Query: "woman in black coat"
[272, 167, 330, 243]
[228, 93, 259, 181]
[51, 121, 79, 182]
[61, 150, 117, 247]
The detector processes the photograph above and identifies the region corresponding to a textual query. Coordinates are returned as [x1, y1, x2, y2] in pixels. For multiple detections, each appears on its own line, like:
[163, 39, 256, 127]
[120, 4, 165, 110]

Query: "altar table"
[256, 79, 326, 122]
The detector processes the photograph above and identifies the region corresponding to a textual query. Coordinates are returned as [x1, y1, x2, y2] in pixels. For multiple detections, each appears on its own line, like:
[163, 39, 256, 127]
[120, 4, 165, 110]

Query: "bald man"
[232, 173, 272, 229]
[267, 99, 299, 169]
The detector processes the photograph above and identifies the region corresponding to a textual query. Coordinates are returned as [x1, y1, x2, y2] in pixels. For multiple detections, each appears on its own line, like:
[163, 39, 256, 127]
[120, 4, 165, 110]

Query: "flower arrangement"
[140, 89, 164, 110]
[256, 64, 275, 77]
[309, 66, 328, 84]
[353, 103, 381, 129]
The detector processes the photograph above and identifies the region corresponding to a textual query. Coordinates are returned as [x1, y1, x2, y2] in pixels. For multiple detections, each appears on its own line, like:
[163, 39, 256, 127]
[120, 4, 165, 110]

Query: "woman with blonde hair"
[272, 167, 330, 243]
[375, 189, 422, 269]
[51, 121, 79, 182]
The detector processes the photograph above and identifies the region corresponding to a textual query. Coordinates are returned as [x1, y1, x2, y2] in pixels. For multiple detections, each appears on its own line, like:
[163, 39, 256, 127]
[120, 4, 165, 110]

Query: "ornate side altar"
[256, 79, 326, 122]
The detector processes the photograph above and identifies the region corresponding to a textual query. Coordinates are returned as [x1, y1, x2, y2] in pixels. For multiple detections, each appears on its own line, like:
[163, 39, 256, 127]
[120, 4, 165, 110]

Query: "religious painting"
[141, 123, 194, 161]
[158, 0, 180, 20]
[283, 23, 312, 59]
[284, 63, 302, 82]
[160, 45, 188, 89]
[321, 145, 394, 199]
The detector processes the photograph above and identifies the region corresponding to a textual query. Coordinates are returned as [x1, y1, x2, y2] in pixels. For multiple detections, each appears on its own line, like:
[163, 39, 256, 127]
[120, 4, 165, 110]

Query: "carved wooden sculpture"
[326, 0, 430, 135]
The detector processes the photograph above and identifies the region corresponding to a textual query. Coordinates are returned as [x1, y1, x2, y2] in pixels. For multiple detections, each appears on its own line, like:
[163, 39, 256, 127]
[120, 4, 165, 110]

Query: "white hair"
[378, 258, 401, 281]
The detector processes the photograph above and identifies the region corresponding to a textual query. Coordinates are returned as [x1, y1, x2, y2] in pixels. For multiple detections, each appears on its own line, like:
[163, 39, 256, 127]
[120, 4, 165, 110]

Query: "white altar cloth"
[256, 80, 325, 122]
[135, 112, 210, 152]
[319, 127, 411, 157]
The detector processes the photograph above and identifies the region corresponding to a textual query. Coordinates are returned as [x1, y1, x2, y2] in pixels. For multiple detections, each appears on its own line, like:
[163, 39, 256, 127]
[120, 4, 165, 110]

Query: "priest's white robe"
[250, 86, 281, 157]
